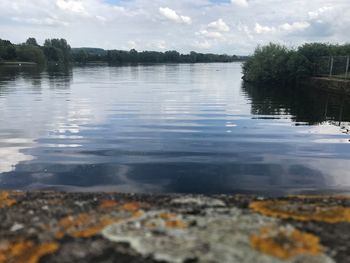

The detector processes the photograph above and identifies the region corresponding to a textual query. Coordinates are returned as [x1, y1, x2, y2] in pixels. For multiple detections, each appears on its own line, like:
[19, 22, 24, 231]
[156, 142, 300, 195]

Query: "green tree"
[16, 44, 46, 64]
[164, 51, 180, 62]
[297, 43, 332, 63]
[129, 49, 138, 62]
[242, 43, 290, 83]
[189, 51, 197, 63]
[0, 39, 17, 60]
[26, 37, 39, 46]
[44, 38, 71, 63]
[242, 42, 350, 84]
[286, 51, 312, 81]
[72, 50, 88, 63]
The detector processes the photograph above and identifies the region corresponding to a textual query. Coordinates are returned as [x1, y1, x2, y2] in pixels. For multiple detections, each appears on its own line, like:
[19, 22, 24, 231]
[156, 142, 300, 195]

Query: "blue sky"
[0, 0, 348, 54]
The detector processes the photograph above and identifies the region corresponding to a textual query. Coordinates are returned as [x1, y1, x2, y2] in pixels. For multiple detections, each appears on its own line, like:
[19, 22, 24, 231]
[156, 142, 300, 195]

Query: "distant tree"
[26, 37, 39, 46]
[44, 38, 71, 63]
[105, 49, 239, 64]
[129, 49, 138, 63]
[16, 44, 46, 64]
[164, 51, 180, 62]
[0, 39, 17, 60]
[189, 51, 197, 63]
[43, 46, 61, 62]
[72, 50, 88, 63]
[1, 37, 242, 65]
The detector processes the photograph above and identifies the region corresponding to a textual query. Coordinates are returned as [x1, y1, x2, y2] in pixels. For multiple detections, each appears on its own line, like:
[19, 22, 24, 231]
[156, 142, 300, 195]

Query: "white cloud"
[254, 23, 275, 34]
[196, 30, 223, 39]
[56, 0, 86, 14]
[159, 7, 192, 25]
[127, 40, 137, 49]
[279, 22, 310, 32]
[12, 17, 69, 27]
[231, 0, 249, 8]
[238, 23, 253, 39]
[254, 21, 310, 35]
[155, 40, 166, 50]
[207, 19, 230, 32]
[308, 6, 334, 20]
[192, 40, 212, 49]
[0, 0, 349, 54]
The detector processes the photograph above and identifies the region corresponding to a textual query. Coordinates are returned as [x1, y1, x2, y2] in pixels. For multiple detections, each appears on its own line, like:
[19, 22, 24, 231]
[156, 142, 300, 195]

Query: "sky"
[0, 0, 349, 55]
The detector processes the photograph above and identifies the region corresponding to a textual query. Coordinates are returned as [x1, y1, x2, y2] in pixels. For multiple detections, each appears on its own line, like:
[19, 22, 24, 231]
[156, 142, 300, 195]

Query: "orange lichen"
[100, 200, 118, 209]
[0, 240, 58, 263]
[56, 213, 113, 238]
[142, 212, 188, 230]
[250, 200, 350, 223]
[132, 210, 144, 218]
[47, 199, 64, 206]
[56, 209, 144, 239]
[165, 219, 188, 229]
[144, 221, 158, 229]
[0, 192, 17, 208]
[159, 213, 177, 220]
[26, 243, 59, 263]
[250, 226, 322, 259]
[54, 231, 65, 239]
[70, 218, 117, 238]
[122, 202, 140, 211]
[58, 213, 91, 229]
[4, 240, 33, 260]
[288, 195, 350, 200]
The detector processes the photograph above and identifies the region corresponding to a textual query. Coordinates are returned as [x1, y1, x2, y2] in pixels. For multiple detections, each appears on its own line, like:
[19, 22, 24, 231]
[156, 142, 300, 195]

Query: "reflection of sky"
[0, 138, 34, 173]
[0, 63, 350, 195]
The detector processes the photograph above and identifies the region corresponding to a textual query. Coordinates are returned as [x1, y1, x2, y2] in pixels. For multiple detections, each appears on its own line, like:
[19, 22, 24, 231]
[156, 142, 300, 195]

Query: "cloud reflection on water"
[0, 63, 349, 195]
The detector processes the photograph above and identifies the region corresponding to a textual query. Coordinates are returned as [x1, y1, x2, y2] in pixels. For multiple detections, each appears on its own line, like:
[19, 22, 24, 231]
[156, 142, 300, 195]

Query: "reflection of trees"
[46, 64, 73, 90]
[0, 64, 73, 96]
[0, 65, 43, 81]
[0, 66, 44, 95]
[242, 82, 350, 125]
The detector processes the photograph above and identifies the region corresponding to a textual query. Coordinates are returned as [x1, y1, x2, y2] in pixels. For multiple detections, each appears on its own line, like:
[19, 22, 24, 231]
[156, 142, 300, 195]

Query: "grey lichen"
[171, 196, 226, 207]
[102, 207, 334, 263]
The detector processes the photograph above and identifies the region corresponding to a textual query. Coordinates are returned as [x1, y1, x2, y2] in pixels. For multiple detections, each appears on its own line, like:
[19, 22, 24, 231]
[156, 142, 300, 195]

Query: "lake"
[0, 63, 349, 195]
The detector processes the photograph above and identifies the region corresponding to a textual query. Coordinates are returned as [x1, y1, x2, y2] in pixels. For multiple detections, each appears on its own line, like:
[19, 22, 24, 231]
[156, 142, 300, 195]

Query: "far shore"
[0, 61, 37, 66]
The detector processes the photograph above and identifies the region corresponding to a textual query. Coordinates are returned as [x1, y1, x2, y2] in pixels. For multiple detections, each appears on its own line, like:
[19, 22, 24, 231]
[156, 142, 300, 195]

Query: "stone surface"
[0, 191, 349, 263]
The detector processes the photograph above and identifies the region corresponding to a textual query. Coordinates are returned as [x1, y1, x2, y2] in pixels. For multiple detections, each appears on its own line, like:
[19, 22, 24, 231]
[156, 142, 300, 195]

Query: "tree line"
[72, 48, 245, 63]
[0, 37, 246, 65]
[242, 43, 350, 83]
[0, 38, 71, 64]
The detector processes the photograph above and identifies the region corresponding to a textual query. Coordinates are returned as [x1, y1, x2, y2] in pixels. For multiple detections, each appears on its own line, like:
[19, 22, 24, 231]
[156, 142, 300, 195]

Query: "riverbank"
[0, 191, 349, 263]
[0, 61, 37, 66]
[303, 77, 350, 95]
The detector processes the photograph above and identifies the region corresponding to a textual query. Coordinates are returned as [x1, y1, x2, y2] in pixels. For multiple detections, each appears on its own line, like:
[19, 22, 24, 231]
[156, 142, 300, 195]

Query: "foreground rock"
[0, 192, 349, 263]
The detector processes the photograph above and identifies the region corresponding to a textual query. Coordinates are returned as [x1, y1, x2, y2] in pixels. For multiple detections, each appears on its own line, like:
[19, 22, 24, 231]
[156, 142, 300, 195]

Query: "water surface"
[0, 63, 349, 195]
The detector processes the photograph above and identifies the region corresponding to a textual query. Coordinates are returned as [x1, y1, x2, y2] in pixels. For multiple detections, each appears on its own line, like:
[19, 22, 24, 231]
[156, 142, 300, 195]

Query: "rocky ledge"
[0, 191, 350, 263]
